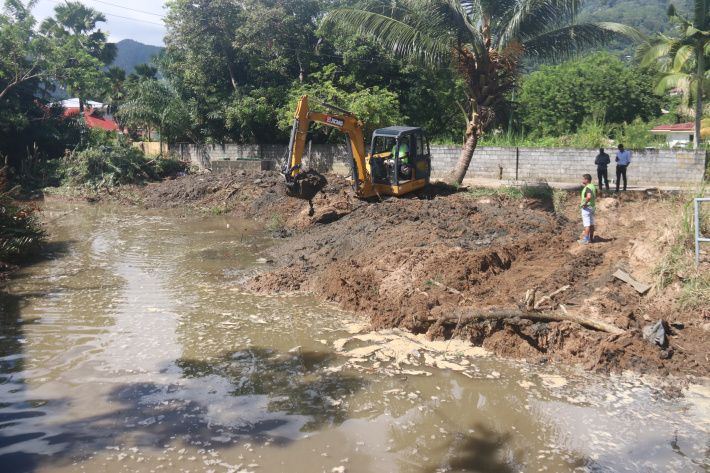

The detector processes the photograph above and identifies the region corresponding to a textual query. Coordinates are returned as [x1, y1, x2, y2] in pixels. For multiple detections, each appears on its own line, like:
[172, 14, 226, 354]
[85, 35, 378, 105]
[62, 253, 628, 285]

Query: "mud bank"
[45, 170, 710, 379]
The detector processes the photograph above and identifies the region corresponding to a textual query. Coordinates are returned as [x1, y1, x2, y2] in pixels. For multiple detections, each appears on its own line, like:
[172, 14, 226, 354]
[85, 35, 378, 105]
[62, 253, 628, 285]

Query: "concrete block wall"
[261, 144, 288, 164]
[172, 143, 707, 186]
[429, 146, 518, 181]
[211, 160, 275, 173]
[262, 143, 351, 175]
[432, 146, 706, 186]
[508, 147, 705, 186]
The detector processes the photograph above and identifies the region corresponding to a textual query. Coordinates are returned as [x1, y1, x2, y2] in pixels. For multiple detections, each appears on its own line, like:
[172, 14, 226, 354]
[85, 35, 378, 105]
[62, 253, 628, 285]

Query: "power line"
[88, 0, 165, 19]
[44, 0, 165, 26]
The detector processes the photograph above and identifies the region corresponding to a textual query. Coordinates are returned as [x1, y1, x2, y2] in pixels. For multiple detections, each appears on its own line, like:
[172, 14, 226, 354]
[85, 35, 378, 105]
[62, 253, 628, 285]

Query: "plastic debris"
[642, 319, 667, 347]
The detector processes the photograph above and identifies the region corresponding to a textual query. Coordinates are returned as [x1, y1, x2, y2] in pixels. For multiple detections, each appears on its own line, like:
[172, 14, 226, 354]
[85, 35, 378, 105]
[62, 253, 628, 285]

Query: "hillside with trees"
[112, 39, 163, 74]
[577, 0, 693, 57]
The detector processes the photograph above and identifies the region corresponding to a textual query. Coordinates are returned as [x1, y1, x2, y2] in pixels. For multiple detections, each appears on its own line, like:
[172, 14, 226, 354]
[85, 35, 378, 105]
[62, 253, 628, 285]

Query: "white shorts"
[582, 207, 595, 226]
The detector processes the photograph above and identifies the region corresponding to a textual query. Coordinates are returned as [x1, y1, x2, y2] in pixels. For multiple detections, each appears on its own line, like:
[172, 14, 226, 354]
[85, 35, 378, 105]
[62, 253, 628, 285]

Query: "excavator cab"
[369, 127, 431, 188]
[283, 95, 431, 201]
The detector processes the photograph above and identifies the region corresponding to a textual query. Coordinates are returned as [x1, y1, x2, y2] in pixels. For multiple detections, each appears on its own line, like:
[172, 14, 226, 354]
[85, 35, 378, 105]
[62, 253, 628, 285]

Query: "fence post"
[696, 198, 710, 264]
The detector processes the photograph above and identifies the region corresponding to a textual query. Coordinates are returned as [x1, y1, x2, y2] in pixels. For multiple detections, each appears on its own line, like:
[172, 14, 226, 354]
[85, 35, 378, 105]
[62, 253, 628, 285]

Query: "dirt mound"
[243, 178, 709, 378]
[51, 170, 708, 378]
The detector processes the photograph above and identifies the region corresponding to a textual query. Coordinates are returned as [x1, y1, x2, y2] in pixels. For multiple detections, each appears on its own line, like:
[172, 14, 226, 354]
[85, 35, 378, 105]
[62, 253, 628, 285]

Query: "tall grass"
[464, 181, 565, 212]
[653, 185, 710, 311]
[459, 115, 668, 150]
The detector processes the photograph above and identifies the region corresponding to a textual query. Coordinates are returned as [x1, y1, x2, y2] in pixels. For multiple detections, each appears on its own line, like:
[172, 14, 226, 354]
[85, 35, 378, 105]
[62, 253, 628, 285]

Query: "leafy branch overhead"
[0, 0, 115, 106]
[323, 0, 644, 184]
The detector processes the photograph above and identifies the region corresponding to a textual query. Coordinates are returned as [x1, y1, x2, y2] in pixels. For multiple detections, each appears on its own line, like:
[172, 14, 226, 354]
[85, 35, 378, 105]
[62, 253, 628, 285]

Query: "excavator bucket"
[284, 169, 327, 215]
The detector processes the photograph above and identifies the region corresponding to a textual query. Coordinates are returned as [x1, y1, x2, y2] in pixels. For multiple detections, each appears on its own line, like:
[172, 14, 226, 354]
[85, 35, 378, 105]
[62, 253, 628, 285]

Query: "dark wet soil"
[43, 170, 710, 379]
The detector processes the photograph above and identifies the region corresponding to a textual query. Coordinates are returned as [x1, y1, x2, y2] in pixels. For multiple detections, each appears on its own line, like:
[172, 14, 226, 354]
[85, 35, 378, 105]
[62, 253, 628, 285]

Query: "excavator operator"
[385, 138, 411, 180]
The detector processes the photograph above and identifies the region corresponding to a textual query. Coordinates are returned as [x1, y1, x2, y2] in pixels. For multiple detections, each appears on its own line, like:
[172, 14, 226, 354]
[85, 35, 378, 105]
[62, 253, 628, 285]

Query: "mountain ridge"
[112, 39, 163, 74]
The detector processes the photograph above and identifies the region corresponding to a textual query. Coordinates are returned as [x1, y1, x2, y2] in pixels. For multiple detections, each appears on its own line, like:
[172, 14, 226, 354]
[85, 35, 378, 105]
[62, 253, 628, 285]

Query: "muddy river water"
[1, 203, 709, 473]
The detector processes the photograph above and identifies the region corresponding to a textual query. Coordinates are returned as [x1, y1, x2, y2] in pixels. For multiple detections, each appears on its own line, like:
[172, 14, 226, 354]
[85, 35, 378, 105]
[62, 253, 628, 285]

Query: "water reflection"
[0, 290, 38, 473]
[178, 347, 367, 432]
[0, 203, 708, 473]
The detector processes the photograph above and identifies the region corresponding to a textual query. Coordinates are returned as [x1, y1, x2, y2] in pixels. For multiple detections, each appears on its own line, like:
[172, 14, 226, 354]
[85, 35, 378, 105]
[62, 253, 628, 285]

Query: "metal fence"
[695, 198, 710, 264]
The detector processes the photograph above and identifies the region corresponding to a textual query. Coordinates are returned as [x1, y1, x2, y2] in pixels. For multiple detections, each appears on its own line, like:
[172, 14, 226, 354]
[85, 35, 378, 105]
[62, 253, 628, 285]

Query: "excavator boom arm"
[283, 95, 373, 197]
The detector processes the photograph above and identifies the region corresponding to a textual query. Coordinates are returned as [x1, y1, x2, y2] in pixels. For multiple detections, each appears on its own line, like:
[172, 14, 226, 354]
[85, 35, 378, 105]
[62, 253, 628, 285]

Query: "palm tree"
[640, 2, 710, 149]
[324, 0, 643, 184]
[104, 66, 126, 118]
[40, 1, 116, 64]
[119, 78, 193, 151]
[40, 1, 117, 111]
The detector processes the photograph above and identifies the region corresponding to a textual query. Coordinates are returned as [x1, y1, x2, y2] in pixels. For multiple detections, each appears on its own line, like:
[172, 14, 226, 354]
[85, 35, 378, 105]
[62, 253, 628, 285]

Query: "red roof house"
[650, 122, 696, 146]
[64, 107, 123, 132]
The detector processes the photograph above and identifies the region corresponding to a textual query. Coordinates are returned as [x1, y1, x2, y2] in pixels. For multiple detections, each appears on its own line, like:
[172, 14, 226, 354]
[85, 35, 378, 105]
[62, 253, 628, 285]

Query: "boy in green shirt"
[579, 174, 596, 243]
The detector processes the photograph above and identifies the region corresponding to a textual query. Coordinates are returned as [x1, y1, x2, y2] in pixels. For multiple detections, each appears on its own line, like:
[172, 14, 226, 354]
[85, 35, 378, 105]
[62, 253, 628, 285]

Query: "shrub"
[152, 157, 186, 178]
[59, 146, 189, 186]
[59, 146, 150, 187]
[0, 168, 46, 264]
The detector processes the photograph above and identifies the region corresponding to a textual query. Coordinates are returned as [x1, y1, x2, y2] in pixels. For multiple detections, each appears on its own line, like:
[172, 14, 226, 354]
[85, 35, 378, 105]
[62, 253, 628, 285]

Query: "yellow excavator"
[282, 95, 431, 210]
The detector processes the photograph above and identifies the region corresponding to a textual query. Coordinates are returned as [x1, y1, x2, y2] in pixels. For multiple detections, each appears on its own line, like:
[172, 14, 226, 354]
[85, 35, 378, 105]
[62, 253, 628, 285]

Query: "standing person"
[579, 174, 596, 243]
[615, 144, 631, 191]
[595, 148, 610, 194]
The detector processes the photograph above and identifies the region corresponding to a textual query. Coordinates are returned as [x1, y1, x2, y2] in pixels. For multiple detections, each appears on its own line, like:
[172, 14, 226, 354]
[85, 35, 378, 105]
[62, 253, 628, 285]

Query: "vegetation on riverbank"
[0, 167, 46, 273]
[653, 186, 710, 311]
[0, 0, 697, 180]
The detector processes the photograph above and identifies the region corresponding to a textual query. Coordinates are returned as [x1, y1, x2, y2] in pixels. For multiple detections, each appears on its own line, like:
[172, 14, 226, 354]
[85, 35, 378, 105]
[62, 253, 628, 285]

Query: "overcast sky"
[30, 0, 168, 46]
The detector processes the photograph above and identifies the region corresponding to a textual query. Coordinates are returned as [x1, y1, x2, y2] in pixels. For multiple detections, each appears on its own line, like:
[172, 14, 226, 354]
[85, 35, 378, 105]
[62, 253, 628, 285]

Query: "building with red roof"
[50, 99, 124, 133]
[64, 107, 123, 133]
[649, 122, 695, 147]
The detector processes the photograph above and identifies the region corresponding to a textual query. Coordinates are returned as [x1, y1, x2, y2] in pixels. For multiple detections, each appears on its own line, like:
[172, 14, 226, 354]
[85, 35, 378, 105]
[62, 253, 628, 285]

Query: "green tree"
[278, 64, 407, 141]
[163, 0, 323, 142]
[118, 77, 193, 148]
[0, 0, 74, 171]
[324, 0, 644, 184]
[39, 1, 116, 64]
[103, 65, 126, 117]
[316, 28, 466, 142]
[0, 0, 63, 100]
[519, 52, 663, 135]
[39, 1, 116, 111]
[132, 63, 158, 80]
[640, 2, 710, 148]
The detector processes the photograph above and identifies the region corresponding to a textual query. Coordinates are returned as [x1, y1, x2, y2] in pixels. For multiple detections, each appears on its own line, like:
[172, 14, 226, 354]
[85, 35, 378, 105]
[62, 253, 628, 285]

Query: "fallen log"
[534, 285, 570, 309]
[425, 308, 624, 335]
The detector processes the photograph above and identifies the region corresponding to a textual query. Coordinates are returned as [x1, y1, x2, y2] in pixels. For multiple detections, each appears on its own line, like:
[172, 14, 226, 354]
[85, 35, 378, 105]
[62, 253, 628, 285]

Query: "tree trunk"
[451, 125, 478, 185]
[220, 40, 238, 91]
[694, 47, 704, 149]
[296, 51, 305, 84]
[425, 308, 624, 334]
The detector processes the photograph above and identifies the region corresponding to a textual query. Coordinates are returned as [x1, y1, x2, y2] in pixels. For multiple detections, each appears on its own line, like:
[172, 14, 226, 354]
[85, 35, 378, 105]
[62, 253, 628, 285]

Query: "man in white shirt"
[615, 144, 631, 192]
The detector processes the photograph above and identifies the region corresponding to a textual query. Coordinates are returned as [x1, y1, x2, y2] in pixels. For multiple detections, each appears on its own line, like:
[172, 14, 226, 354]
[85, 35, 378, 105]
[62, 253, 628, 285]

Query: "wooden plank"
[613, 269, 651, 294]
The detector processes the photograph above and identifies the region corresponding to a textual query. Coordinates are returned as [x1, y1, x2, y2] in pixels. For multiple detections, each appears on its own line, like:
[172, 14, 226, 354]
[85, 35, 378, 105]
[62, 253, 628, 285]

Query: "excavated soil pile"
[244, 175, 708, 378]
[53, 170, 710, 378]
